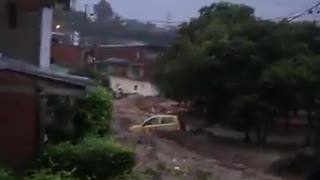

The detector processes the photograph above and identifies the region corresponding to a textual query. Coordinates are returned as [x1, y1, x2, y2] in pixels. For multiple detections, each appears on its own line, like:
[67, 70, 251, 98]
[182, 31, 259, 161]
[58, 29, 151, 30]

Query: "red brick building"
[94, 43, 166, 81]
[51, 43, 94, 68]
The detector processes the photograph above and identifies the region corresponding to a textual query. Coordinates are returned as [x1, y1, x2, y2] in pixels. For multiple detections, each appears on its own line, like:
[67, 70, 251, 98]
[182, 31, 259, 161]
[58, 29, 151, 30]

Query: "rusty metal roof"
[0, 56, 95, 87]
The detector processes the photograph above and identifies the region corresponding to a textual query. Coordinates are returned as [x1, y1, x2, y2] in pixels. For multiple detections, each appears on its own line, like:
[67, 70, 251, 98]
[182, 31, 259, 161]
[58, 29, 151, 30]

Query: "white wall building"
[109, 76, 159, 97]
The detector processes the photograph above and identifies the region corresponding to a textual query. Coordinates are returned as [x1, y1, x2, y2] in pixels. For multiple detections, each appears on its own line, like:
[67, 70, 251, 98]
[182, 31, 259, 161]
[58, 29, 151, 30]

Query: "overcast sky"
[75, 0, 318, 22]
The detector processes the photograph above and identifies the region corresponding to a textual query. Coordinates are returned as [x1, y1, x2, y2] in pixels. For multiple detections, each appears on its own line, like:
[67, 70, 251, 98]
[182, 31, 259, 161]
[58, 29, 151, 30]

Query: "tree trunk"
[285, 111, 290, 129]
[305, 134, 312, 147]
[256, 127, 261, 142]
[256, 124, 267, 144]
[244, 130, 251, 143]
[261, 131, 267, 144]
[307, 111, 313, 126]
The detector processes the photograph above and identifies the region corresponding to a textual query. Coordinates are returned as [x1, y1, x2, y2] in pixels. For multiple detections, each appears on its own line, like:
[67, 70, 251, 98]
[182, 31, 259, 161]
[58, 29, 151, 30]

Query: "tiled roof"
[0, 56, 95, 87]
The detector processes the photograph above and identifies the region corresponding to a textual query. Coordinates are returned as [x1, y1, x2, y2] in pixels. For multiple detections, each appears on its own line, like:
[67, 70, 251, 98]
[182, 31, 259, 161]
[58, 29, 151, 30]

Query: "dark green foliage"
[46, 86, 113, 143]
[0, 168, 77, 180]
[26, 169, 76, 180]
[269, 151, 320, 176]
[0, 169, 16, 180]
[94, 0, 113, 22]
[54, 7, 176, 45]
[77, 86, 113, 137]
[155, 2, 320, 143]
[39, 137, 135, 180]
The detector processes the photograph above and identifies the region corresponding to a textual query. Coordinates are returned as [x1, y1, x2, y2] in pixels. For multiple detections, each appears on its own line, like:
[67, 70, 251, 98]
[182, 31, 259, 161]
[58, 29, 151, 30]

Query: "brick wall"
[17, 0, 43, 11]
[0, 71, 38, 167]
[0, 1, 42, 66]
[0, 93, 37, 167]
[95, 46, 147, 64]
[51, 44, 83, 67]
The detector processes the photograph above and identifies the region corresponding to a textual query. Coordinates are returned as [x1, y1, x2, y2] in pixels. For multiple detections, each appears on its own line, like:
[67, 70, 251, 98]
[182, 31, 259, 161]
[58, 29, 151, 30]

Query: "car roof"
[150, 114, 177, 118]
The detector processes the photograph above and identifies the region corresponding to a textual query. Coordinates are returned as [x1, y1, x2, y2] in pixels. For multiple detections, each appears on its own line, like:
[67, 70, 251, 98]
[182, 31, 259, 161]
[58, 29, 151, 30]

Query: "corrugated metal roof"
[98, 42, 168, 48]
[94, 58, 128, 64]
[99, 42, 147, 48]
[50, 64, 71, 74]
[0, 56, 95, 87]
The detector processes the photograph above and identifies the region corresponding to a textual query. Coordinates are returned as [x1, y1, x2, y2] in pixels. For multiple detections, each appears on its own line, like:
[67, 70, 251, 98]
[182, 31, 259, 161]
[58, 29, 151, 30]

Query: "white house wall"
[109, 76, 159, 96]
[39, 8, 53, 69]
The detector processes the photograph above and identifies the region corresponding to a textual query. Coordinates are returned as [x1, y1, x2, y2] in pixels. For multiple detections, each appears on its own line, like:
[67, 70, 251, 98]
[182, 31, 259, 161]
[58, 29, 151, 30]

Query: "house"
[51, 31, 80, 45]
[51, 43, 95, 68]
[0, 0, 94, 168]
[95, 42, 165, 63]
[93, 42, 166, 96]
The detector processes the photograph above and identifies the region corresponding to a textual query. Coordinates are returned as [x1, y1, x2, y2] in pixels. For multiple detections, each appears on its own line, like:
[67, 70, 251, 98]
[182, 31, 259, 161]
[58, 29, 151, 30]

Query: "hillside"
[54, 0, 177, 45]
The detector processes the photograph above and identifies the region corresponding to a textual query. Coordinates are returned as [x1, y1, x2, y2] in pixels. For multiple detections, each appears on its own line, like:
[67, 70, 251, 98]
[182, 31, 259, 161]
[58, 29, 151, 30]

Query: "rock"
[234, 163, 245, 170]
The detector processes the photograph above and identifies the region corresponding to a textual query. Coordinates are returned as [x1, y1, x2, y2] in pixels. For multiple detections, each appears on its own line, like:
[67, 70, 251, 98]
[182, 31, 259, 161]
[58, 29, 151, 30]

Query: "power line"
[110, 1, 320, 25]
[287, 1, 320, 22]
[139, 2, 320, 24]
[125, 19, 185, 24]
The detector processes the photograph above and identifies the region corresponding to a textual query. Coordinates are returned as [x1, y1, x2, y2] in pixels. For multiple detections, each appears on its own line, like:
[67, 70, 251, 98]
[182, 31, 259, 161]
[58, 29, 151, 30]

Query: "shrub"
[114, 172, 147, 180]
[0, 169, 16, 180]
[78, 86, 113, 137]
[26, 169, 76, 180]
[39, 137, 135, 180]
[269, 149, 320, 175]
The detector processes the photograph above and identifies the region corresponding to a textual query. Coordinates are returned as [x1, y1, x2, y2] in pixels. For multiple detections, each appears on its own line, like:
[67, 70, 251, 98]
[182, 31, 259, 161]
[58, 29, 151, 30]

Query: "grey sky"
[76, 0, 318, 22]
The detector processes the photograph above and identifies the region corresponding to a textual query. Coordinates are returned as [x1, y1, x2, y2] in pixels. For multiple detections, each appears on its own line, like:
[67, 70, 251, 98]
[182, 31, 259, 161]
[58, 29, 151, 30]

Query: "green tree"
[155, 2, 320, 144]
[94, 0, 113, 22]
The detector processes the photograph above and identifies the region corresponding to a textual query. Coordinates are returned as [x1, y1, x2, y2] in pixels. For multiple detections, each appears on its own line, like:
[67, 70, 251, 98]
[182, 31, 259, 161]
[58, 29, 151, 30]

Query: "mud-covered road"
[112, 96, 302, 180]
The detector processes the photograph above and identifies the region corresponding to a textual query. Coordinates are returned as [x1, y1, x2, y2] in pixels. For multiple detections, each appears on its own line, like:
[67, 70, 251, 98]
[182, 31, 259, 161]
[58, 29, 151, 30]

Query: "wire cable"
[287, 1, 320, 22]
[112, 1, 320, 25]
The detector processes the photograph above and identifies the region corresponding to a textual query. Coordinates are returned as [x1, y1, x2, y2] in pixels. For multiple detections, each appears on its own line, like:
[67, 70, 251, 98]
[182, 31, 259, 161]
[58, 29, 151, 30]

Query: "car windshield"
[143, 116, 160, 126]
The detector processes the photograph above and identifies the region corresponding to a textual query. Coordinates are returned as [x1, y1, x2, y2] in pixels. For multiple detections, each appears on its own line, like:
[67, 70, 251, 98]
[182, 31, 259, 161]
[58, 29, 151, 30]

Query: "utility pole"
[84, 4, 88, 20]
[166, 11, 172, 26]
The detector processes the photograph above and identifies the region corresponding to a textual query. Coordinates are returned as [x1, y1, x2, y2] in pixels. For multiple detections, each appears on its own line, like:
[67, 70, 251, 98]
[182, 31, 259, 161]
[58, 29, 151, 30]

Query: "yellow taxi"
[128, 115, 182, 133]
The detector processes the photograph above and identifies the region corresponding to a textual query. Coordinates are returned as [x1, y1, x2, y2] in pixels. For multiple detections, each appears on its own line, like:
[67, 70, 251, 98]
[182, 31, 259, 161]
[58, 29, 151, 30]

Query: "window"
[145, 49, 159, 60]
[107, 65, 115, 74]
[134, 85, 138, 91]
[161, 117, 174, 124]
[127, 65, 144, 79]
[143, 117, 160, 126]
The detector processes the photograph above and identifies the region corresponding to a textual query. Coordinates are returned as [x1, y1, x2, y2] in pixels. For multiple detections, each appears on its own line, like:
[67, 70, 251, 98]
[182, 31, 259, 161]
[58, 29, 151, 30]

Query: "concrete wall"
[0, 1, 53, 68]
[39, 8, 53, 69]
[109, 76, 159, 96]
